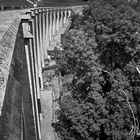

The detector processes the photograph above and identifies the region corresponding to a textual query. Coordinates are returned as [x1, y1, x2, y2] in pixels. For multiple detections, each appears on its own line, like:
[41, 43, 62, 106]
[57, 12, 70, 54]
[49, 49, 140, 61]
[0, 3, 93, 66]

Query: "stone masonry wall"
[0, 17, 24, 140]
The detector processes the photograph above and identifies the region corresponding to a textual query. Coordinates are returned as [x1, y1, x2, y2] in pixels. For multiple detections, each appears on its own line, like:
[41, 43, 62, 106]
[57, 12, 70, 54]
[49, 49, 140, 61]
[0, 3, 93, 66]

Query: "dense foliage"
[53, 0, 140, 140]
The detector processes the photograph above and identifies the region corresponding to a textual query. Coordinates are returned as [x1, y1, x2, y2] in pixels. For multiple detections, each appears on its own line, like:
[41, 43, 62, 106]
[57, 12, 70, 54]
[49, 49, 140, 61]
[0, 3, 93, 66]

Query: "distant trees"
[53, 0, 140, 140]
[83, 0, 138, 4]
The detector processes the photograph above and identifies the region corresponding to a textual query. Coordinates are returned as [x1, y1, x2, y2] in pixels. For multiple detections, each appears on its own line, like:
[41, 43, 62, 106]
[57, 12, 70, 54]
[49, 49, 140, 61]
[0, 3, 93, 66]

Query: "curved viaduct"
[0, 6, 84, 140]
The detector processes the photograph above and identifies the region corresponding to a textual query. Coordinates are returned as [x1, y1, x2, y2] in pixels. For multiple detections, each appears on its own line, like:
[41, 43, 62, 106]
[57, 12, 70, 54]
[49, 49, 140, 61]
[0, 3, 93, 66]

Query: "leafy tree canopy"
[53, 0, 140, 140]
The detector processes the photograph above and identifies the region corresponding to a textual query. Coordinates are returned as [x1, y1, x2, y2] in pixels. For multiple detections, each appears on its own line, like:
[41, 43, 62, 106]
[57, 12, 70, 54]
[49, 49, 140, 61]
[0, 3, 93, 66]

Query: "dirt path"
[40, 89, 56, 140]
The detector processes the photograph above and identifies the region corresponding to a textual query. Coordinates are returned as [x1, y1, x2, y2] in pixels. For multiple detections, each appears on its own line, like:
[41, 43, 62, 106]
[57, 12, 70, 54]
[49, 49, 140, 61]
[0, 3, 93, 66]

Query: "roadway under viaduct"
[0, 6, 85, 140]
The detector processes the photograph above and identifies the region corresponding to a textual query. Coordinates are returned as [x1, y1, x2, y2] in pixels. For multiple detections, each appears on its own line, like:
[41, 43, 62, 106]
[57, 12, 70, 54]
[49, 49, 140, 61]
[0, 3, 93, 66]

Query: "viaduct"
[0, 5, 85, 140]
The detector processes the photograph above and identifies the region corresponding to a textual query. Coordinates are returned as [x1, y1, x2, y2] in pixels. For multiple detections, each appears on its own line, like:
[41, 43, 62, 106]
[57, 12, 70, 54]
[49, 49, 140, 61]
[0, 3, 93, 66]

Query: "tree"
[53, 0, 140, 140]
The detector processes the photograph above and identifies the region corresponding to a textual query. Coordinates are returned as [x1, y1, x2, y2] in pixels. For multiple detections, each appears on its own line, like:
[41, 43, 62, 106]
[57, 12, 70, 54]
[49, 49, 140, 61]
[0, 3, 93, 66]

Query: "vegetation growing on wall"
[53, 0, 140, 139]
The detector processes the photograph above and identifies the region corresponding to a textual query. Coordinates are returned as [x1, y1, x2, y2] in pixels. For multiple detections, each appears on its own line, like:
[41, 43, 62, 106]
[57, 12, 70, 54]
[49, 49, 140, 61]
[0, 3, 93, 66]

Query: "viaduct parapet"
[0, 5, 86, 140]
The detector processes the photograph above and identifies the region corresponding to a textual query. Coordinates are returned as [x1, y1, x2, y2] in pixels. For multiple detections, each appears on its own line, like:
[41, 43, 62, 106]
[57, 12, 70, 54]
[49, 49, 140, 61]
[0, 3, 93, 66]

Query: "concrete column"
[60, 11, 64, 28]
[64, 10, 67, 24]
[42, 9, 47, 60]
[49, 11, 53, 42]
[30, 11, 42, 140]
[52, 10, 56, 36]
[32, 10, 42, 100]
[31, 11, 40, 99]
[56, 11, 60, 32]
[22, 20, 38, 140]
[45, 9, 49, 60]
[35, 10, 44, 90]
[29, 37, 42, 140]
[24, 43, 37, 140]
[68, 10, 71, 19]
[38, 9, 45, 68]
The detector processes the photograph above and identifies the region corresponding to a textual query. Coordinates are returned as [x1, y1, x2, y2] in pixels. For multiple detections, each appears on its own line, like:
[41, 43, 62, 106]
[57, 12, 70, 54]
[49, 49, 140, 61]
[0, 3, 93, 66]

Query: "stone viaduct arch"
[0, 6, 85, 140]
